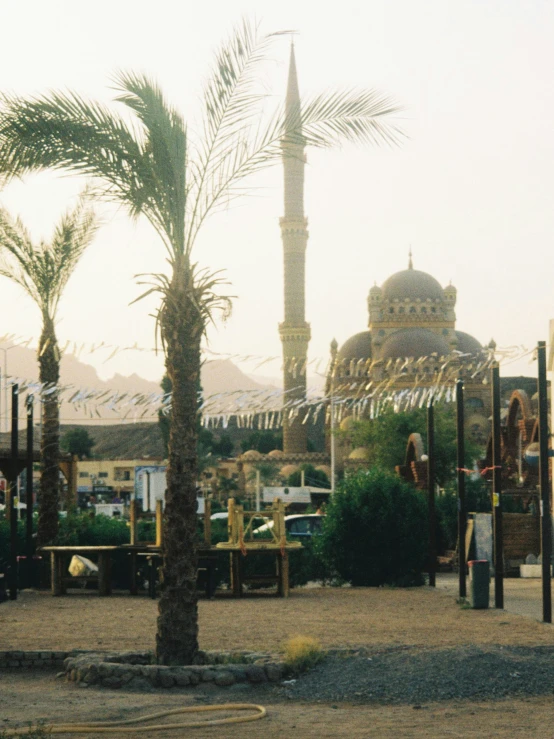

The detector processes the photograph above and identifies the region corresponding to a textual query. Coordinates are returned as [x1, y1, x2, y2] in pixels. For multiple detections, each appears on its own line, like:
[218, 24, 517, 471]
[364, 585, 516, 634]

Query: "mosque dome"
[381, 269, 444, 302]
[340, 416, 355, 432]
[241, 449, 263, 461]
[455, 331, 482, 355]
[337, 331, 372, 362]
[348, 447, 370, 461]
[267, 449, 284, 459]
[381, 328, 450, 360]
[280, 464, 300, 478]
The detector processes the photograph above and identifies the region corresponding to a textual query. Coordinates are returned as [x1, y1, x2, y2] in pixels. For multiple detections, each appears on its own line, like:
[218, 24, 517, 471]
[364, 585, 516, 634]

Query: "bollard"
[469, 559, 490, 609]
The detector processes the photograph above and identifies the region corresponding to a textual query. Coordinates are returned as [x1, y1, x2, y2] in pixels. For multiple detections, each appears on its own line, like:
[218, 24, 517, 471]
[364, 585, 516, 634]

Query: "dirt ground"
[2, 584, 554, 737]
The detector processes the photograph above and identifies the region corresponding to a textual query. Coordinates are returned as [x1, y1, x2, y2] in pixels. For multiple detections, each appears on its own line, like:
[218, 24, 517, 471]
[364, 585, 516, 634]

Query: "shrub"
[320, 468, 427, 586]
[283, 636, 324, 675]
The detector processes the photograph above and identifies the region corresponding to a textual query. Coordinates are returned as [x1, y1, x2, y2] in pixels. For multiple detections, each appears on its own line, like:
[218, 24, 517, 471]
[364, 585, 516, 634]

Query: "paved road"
[436, 572, 554, 623]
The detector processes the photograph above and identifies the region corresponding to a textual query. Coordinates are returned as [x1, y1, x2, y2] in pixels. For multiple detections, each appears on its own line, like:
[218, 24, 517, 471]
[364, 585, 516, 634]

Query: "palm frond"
[0, 90, 175, 259]
[0, 192, 98, 320]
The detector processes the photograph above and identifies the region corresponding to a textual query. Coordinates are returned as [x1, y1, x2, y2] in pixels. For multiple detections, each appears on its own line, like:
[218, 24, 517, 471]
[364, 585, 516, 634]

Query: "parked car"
[253, 514, 325, 540]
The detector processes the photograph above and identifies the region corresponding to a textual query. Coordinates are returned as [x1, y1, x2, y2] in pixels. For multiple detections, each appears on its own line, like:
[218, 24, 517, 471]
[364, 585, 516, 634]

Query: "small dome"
[337, 331, 372, 362]
[382, 269, 444, 302]
[340, 416, 355, 432]
[380, 328, 450, 360]
[348, 447, 369, 461]
[242, 449, 263, 461]
[280, 464, 300, 478]
[316, 465, 332, 478]
[455, 331, 482, 355]
[267, 449, 284, 459]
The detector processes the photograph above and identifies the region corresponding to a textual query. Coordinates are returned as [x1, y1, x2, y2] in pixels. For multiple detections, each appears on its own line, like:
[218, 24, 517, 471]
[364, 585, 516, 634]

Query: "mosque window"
[389, 307, 394, 314]
[399, 307, 405, 314]
[420, 307, 427, 314]
[409, 306, 416, 314]
[431, 307, 436, 314]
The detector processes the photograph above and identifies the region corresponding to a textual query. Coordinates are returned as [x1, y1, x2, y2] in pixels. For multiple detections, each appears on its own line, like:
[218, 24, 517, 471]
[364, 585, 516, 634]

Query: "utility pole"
[491, 363, 504, 608]
[427, 399, 436, 587]
[456, 379, 466, 599]
[537, 341, 551, 623]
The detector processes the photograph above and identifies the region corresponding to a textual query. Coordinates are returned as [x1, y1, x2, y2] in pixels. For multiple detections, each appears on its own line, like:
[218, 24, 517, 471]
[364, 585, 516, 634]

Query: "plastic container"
[468, 559, 490, 609]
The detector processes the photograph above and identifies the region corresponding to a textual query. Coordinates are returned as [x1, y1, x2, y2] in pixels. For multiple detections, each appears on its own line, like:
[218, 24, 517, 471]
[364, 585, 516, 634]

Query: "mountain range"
[0, 343, 273, 424]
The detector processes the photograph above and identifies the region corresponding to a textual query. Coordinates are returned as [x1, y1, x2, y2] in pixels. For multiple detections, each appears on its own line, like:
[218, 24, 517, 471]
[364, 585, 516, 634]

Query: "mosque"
[275, 43, 491, 475]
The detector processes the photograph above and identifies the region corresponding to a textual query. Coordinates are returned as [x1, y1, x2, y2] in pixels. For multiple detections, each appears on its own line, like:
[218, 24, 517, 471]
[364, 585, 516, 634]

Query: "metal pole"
[255, 469, 261, 512]
[537, 341, 551, 623]
[491, 363, 504, 608]
[330, 392, 335, 493]
[8, 384, 19, 600]
[456, 379, 466, 599]
[26, 395, 34, 589]
[3, 349, 8, 434]
[427, 399, 436, 587]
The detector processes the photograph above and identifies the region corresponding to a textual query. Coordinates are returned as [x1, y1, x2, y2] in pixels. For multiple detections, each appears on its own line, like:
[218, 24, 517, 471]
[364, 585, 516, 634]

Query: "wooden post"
[155, 499, 163, 548]
[129, 499, 137, 545]
[204, 499, 212, 546]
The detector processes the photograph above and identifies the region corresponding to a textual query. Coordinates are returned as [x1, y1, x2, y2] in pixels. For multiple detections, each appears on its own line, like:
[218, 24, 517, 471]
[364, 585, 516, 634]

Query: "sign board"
[262, 486, 311, 504]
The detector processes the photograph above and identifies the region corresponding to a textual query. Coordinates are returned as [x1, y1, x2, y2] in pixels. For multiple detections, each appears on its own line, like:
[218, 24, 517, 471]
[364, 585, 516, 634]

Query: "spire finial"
[285, 39, 301, 115]
[408, 247, 413, 270]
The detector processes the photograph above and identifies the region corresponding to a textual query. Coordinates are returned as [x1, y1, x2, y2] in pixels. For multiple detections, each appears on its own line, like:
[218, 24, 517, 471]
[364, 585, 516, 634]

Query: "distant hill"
[0, 343, 271, 424]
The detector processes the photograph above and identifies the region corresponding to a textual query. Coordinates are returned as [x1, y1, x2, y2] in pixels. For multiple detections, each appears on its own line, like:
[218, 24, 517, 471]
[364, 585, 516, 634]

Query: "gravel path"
[257, 645, 554, 705]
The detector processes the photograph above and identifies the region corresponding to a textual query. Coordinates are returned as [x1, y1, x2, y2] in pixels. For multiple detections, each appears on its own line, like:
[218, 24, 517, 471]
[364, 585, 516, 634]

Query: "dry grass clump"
[283, 635, 324, 675]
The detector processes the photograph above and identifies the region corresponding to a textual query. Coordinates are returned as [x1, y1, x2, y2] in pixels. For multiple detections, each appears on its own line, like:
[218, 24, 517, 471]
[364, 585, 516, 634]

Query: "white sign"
[262, 486, 311, 504]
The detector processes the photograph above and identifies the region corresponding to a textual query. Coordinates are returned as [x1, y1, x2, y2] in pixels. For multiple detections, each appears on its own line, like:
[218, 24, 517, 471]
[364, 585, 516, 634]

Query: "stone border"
[0, 651, 70, 669]
[63, 650, 285, 689]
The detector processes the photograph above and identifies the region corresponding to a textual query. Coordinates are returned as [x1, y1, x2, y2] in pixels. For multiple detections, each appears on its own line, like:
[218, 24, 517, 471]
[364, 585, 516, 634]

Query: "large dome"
[455, 331, 482, 355]
[381, 328, 450, 360]
[337, 331, 372, 362]
[381, 269, 444, 302]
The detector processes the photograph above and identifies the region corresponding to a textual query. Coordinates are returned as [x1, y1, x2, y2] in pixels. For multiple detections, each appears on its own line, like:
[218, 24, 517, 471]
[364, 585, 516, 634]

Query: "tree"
[345, 405, 483, 486]
[240, 430, 283, 454]
[320, 468, 428, 586]
[0, 197, 97, 545]
[0, 20, 402, 663]
[286, 463, 330, 489]
[61, 427, 96, 458]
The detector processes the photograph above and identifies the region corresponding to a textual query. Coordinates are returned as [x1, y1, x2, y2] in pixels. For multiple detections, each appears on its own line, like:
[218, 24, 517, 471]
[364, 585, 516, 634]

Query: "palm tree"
[0, 196, 97, 546]
[0, 20, 402, 664]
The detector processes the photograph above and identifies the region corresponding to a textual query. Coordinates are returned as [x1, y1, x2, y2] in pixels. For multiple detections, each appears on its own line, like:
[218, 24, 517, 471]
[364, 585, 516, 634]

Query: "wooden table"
[40, 546, 118, 596]
[121, 545, 219, 598]
[216, 545, 297, 598]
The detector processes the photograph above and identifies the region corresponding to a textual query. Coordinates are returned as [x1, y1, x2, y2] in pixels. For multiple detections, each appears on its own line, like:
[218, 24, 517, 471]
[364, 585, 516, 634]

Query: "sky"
[0, 0, 552, 390]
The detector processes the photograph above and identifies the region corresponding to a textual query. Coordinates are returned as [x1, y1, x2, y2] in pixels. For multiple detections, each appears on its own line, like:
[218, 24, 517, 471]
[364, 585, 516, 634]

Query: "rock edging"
[0, 650, 70, 669]
[63, 650, 285, 690]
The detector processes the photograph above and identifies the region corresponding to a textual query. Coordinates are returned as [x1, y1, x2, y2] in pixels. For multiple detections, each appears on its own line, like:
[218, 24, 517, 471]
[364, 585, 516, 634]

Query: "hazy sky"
[0, 0, 552, 389]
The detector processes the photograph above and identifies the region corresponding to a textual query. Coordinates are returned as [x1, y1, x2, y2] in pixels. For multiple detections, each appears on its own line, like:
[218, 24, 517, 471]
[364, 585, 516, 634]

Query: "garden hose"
[4, 703, 267, 735]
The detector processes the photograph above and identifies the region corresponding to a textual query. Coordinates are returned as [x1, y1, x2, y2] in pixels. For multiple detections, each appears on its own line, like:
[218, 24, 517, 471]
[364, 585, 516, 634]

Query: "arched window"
[409, 306, 417, 314]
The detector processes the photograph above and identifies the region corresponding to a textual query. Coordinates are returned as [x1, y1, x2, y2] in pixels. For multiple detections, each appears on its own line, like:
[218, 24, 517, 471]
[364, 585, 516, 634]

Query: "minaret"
[279, 42, 310, 454]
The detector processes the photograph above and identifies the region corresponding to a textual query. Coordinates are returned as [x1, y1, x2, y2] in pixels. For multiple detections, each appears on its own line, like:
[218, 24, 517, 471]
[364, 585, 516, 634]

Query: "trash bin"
[468, 559, 490, 609]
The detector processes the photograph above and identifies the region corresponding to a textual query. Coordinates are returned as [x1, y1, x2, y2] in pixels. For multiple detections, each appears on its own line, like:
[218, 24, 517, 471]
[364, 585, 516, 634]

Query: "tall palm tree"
[0, 20, 402, 664]
[0, 196, 97, 546]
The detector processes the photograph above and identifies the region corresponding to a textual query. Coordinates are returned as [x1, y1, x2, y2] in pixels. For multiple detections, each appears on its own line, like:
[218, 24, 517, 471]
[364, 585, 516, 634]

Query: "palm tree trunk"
[36, 319, 60, 548]
[156, 270, 201, 665]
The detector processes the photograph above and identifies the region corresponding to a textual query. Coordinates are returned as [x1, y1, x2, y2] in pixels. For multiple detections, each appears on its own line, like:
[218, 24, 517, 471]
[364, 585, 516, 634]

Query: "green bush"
[320, 468, 427, 586]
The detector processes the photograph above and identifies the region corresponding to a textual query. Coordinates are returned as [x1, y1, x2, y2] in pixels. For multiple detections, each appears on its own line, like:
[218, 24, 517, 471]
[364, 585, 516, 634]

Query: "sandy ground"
[2, 581, 554, 737]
